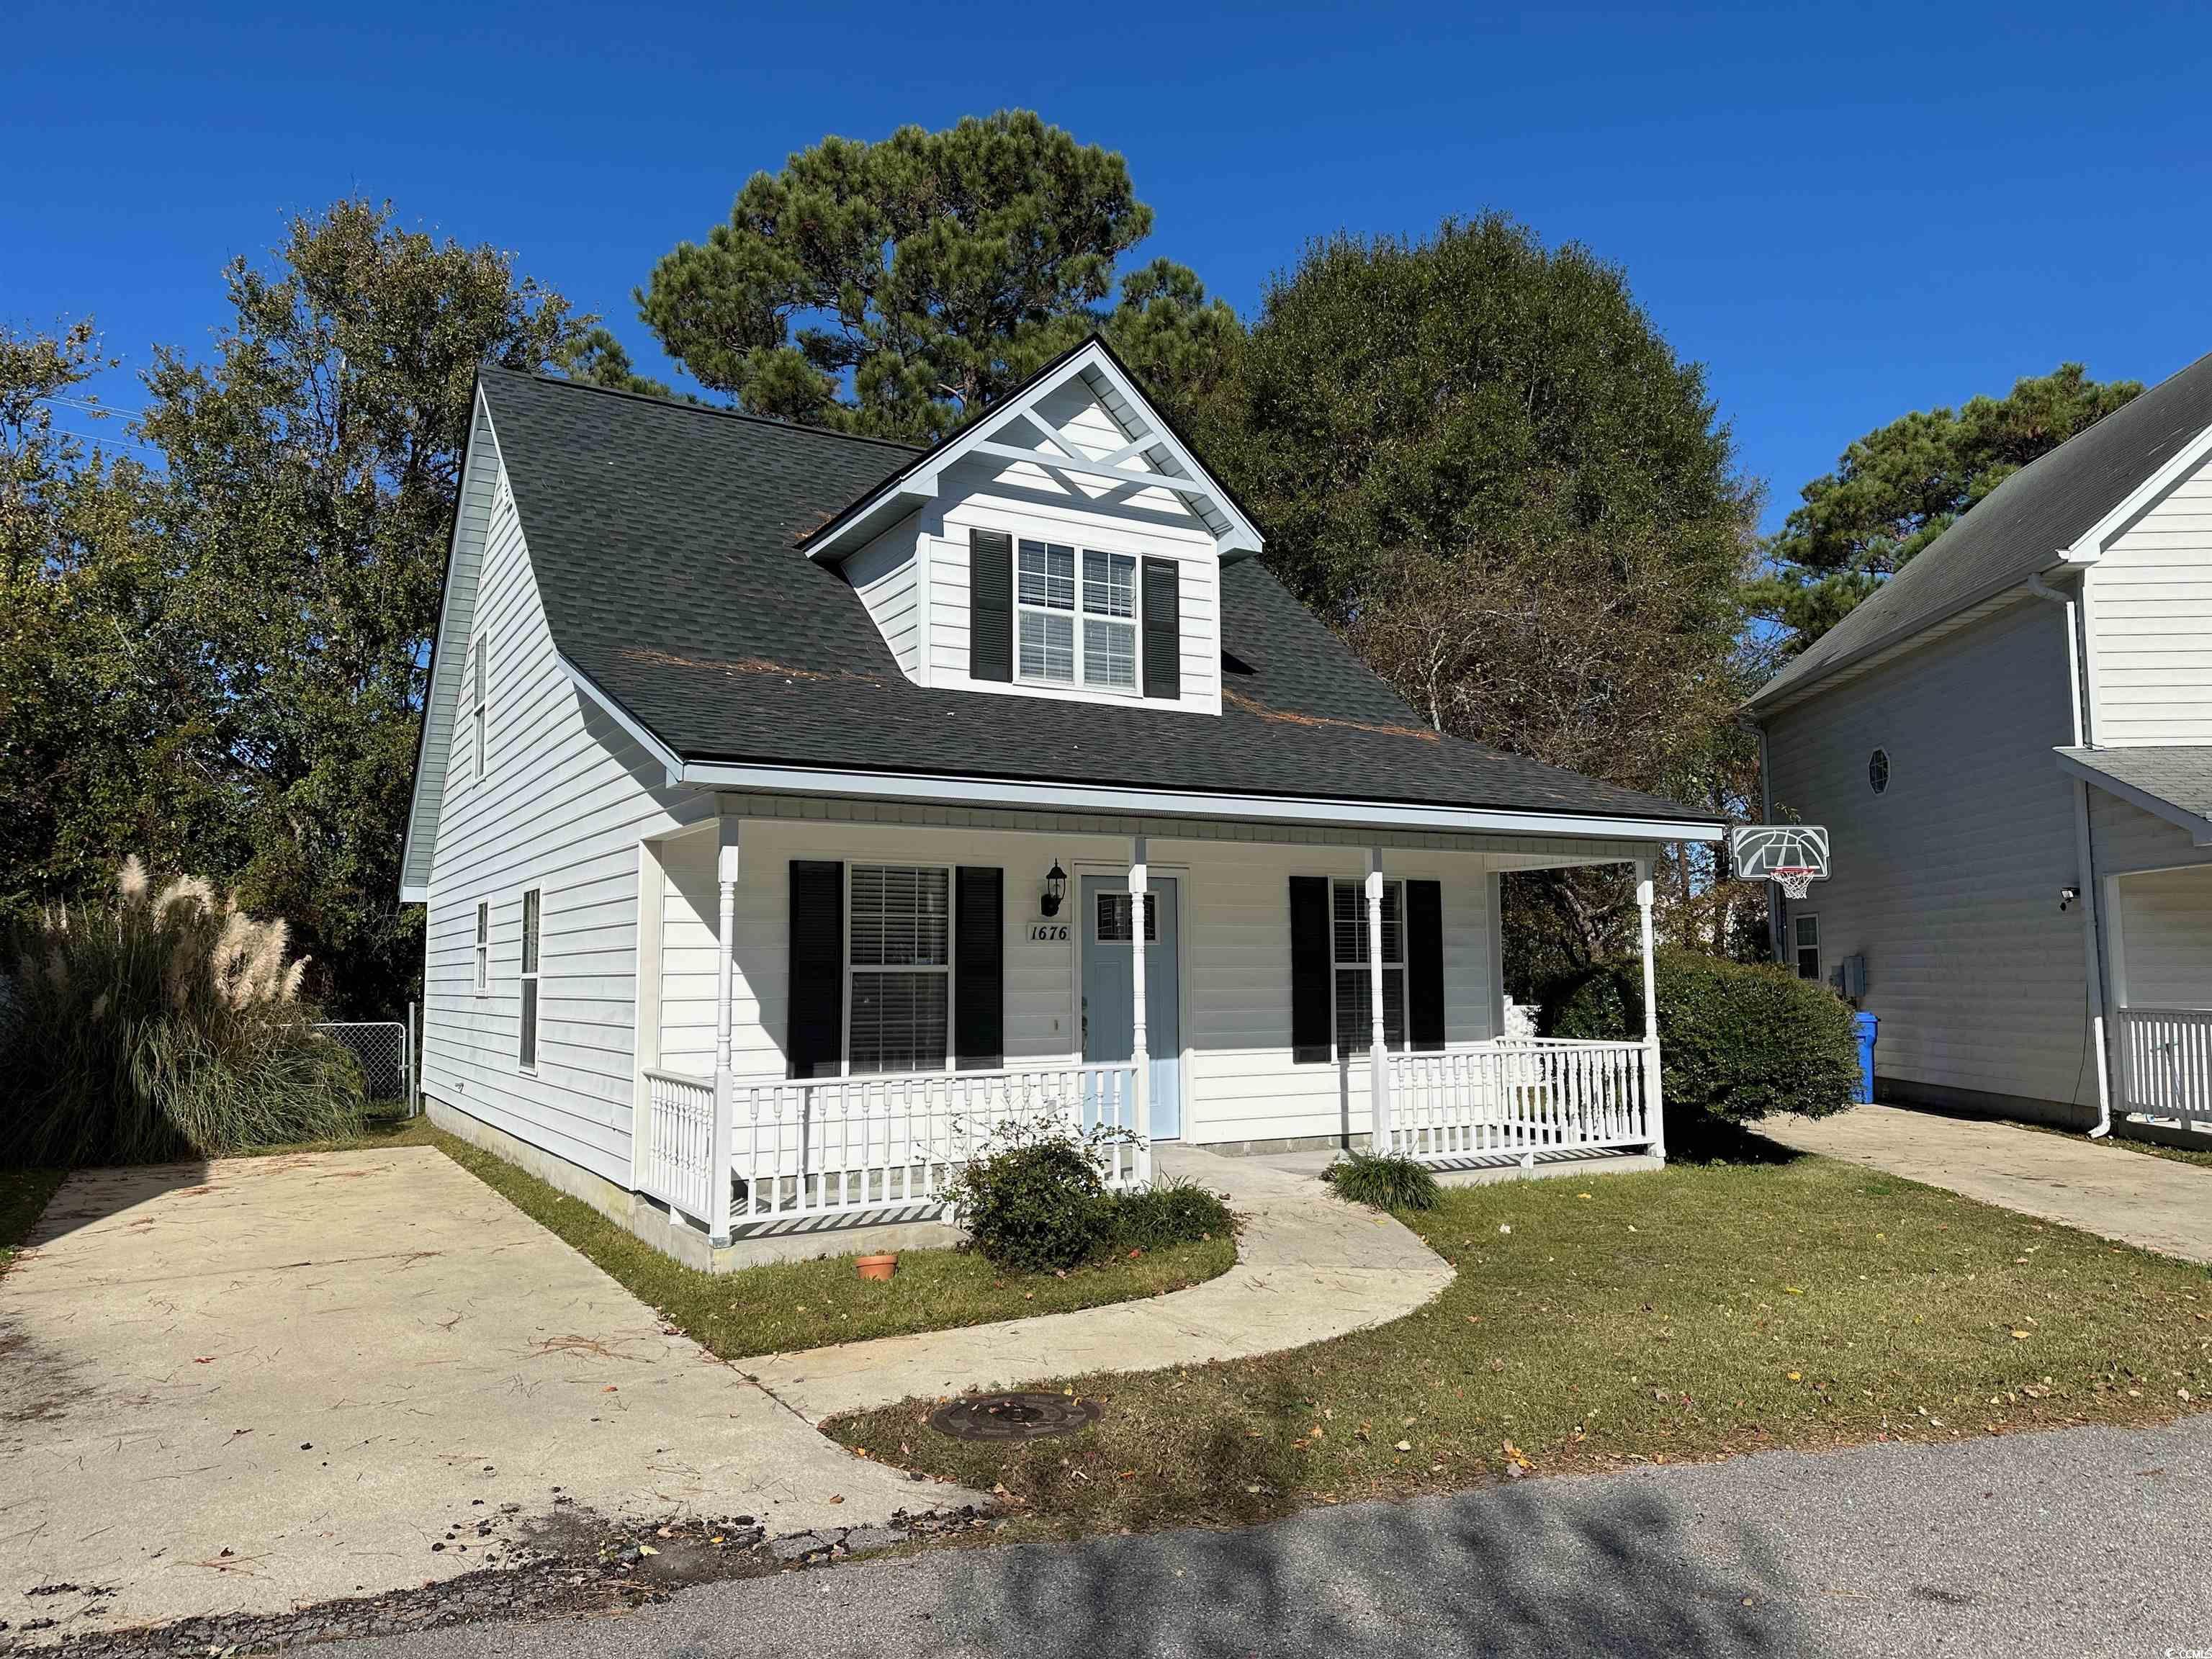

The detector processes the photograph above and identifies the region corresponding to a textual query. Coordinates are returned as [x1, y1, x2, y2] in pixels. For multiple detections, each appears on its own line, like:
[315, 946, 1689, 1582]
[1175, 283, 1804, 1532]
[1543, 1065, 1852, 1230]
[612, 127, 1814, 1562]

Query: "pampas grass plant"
[0, 858, 364, 1166]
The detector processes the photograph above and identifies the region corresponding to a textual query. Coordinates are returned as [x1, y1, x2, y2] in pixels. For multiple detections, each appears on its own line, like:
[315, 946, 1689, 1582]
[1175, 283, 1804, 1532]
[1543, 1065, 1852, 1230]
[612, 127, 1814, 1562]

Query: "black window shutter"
[787, 860, 843, 1079]
[953, 866, 1004, 1070]
[970, 529, 1013, 683]
[1141, 557, 1181, 700]
[1407, 880, 1445, 1052]
[1289, 876, 1332, 1064]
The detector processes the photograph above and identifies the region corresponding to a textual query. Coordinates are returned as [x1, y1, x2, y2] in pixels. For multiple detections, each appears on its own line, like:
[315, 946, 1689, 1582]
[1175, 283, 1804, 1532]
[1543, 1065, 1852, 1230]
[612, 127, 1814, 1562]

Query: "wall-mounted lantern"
[1040, 860, 1067, 918]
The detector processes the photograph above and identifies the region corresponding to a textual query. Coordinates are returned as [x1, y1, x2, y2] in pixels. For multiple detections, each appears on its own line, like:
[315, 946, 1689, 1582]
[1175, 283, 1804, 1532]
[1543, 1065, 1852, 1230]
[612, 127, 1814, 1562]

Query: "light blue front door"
[1081, 874, 1182, 1139]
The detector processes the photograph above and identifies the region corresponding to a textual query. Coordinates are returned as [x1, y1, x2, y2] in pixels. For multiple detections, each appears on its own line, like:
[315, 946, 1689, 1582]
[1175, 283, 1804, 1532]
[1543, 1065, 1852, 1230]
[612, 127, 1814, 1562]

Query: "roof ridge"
[485, 365, 927, 457]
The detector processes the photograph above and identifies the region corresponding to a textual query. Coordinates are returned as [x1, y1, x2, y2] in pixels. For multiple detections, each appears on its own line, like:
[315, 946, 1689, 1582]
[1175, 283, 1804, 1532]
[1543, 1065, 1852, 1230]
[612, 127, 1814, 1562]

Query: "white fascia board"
[2056, 750, 2212, 846]
[558, 652, 685, 787]
[2064, 416, 2212, 561]
[676, 757, 1723, 844]
[400, 882, 429, 904]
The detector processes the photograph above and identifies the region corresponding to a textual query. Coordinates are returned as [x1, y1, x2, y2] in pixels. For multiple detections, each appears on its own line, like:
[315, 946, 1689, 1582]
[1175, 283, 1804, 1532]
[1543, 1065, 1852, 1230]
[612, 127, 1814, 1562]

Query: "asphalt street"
[320, 1414, 2212, 1659]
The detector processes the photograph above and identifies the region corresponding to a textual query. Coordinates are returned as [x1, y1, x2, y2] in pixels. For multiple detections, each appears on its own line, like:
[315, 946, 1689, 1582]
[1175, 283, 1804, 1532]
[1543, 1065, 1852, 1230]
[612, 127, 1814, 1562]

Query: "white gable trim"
[398, 387, 505, 903]
[2063, 414, 2212, 562]
[801, 339, 1263, 565]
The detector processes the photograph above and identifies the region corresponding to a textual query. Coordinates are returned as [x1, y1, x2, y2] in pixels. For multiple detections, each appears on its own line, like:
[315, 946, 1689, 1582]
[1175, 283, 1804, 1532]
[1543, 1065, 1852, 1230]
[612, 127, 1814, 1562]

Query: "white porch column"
[1367, 849, 1391, 1154]
[710, 816, 740, 1244]
[1635, 857, 1665, 1163]
[1128, 836, 1151, 1146]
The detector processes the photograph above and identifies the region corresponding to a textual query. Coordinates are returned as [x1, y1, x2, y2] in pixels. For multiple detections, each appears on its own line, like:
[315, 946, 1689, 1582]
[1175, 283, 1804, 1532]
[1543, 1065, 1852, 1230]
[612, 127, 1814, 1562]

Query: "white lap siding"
[420, 453, 714, 1186]
[1761, 598, 2095, 1120]
[655, 819, 1499, 1146]
[2084, 444, 2212, 747]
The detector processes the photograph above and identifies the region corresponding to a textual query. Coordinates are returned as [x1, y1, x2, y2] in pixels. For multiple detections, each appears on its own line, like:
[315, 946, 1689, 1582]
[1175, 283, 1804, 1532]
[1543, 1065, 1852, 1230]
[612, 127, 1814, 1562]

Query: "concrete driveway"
[1763, 1103, 2212, 1264]
[0, 1147, 941, 1643]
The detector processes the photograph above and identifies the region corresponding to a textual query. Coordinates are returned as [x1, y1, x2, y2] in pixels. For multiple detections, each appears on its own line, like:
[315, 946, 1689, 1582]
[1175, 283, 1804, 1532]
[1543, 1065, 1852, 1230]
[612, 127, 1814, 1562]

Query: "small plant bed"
[827, 1152, 2212, 1541]
[433, 1132, 1236, 1360]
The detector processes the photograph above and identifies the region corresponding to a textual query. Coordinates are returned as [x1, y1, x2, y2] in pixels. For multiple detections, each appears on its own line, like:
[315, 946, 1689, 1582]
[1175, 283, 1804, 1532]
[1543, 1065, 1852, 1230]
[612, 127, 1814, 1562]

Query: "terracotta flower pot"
[855, 1252, 898, 1282]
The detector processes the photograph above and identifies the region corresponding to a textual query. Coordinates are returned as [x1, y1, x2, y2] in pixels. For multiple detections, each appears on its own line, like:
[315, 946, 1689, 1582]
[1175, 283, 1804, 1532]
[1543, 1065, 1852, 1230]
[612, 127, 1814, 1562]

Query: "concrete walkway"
[747, 1146, 1454, 1422]
[1763, 1103, 2212, 1264]
[0, 1148, 949, 1644]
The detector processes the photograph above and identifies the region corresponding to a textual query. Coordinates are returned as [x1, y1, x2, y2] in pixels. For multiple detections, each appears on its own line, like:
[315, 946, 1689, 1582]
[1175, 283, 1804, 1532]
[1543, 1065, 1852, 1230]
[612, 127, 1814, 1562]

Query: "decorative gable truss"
[804, 338, 1262, 716]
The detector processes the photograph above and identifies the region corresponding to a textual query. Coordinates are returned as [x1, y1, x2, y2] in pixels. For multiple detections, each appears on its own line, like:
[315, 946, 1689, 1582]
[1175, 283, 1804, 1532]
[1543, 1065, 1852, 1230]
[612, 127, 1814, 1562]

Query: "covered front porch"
[626, 793, 1694, 1248]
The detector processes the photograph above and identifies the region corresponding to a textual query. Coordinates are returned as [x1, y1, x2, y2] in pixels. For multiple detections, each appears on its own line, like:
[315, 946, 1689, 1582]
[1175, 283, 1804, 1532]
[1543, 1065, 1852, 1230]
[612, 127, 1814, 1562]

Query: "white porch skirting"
[1386, 1038, 1659, 1165]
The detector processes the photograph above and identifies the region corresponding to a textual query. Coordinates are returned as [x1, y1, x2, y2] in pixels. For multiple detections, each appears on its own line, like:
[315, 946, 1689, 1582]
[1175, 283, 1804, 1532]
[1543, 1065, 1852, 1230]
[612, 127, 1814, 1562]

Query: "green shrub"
[1546, 947, 1859, 1140]
[1106, 1176, 1233, 1251]
[1323, 1149, 1442, 1211]
[0, 858, 365, 1166]
[948, 1125, 1115, 1273]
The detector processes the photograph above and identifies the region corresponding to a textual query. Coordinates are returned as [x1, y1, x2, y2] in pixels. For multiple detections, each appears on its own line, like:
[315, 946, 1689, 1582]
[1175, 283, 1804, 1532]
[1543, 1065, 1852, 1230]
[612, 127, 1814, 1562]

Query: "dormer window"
[1018, 539, 1138, 691]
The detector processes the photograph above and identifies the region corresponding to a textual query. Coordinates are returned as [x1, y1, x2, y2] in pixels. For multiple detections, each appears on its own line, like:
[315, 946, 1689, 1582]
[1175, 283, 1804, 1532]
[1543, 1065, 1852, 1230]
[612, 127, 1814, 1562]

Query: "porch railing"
[2115, 1007, 2212, 1125]
[736, 1062, 1145, 1225]
[1385, 1038, 1657, 1164]
[638, 1060, 1146, 1233]
[640, 1068, 721, 1221]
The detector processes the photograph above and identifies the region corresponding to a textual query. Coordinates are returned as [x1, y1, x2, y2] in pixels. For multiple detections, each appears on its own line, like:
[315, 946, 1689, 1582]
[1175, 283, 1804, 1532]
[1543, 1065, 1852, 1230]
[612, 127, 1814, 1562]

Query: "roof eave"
[1745, 555, 2072, 719]
[2056, 749, 2212, 845]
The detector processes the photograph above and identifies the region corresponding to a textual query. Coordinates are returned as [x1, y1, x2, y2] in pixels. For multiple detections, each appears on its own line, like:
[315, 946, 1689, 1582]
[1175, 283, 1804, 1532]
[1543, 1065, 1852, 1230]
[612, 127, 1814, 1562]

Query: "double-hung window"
[1794, 914, 1820, 982]
[1331, 878, 1406, 1058]
[848, 866, 950, 1074]
[518, 889, 541, 1069]
[1017, 539, 1138, 691]
[474, 901, 489, 994]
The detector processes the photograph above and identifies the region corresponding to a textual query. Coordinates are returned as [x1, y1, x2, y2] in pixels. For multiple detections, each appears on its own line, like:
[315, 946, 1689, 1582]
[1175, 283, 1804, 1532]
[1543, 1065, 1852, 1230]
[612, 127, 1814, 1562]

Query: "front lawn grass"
[828, 1151, 2212, 1539]
[432, 1131, 1236, 1360]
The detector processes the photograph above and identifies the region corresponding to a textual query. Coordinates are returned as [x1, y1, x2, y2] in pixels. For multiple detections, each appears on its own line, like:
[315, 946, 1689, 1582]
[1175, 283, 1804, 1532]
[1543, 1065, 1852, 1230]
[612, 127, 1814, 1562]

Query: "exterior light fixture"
[1041, 861, 1067, 918]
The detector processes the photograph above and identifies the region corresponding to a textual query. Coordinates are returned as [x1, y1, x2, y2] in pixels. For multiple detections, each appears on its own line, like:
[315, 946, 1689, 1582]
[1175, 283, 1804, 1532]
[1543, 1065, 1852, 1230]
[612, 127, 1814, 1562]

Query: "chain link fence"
[314, 1015, 417, 1114]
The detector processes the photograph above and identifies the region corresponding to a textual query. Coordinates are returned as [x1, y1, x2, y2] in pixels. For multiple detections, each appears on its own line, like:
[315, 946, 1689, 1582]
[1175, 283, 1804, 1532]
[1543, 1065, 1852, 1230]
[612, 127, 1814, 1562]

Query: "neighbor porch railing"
[2115, 1007, 2212, 1125]
[1385, 1037, 1658, 1164]
[637, 1060, 1146, 1235]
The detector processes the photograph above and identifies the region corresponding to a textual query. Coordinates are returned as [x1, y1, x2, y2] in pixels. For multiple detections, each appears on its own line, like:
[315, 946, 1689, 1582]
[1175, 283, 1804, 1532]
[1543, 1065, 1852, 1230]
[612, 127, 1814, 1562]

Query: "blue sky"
[6, 0, 2207, 532]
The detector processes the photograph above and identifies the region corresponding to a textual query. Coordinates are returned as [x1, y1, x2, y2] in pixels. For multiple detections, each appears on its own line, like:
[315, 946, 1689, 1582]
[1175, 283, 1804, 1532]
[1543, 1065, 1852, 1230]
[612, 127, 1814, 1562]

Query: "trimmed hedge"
[1546, 948, 1859, 1132]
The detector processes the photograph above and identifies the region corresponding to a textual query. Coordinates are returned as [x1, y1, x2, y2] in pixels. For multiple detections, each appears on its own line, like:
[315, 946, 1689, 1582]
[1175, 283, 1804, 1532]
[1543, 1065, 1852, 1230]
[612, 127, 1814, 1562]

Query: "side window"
[1794, 913, 1820, 981]
[474, 901, 489, 994]
[518, 888, 541, 1069]
[472, 633, 489, 782]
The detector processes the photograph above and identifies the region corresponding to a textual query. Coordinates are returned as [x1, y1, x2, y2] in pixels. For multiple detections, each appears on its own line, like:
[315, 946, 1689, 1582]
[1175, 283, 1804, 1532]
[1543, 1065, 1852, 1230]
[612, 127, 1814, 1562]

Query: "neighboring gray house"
[399, 338, 1722, 1266]
[1747, 350, 2212, 1138]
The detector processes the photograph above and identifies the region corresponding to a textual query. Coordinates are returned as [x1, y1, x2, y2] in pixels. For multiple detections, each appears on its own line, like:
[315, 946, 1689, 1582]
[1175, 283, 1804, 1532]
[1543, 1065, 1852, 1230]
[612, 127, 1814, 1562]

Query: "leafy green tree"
[138, 199, 590, 1013]
[638, 110, 1239, 442]
[1749, 364, 2142, 650]
[1200, 216, 1757, 971]
[554, 325, 675, 398]
[0, 323, 225, 914]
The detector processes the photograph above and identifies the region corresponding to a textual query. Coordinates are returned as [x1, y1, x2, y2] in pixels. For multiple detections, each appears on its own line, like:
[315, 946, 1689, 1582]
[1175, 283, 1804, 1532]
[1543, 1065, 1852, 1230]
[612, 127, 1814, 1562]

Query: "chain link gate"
[313, 1017, 418, 1114]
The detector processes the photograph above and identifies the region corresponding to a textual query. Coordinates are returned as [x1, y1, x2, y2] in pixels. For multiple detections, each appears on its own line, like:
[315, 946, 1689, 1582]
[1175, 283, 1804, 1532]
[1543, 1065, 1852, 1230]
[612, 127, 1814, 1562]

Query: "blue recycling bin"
[1853, 1011, 1878, 1105]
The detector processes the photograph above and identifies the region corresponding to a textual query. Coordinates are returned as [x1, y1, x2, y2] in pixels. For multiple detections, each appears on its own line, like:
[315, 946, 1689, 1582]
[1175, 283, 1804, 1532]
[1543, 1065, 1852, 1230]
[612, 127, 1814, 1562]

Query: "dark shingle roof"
[1751, 350, 2212, 711]
[481, 369, 1714, 827]
[2059, 746, 2212, 827]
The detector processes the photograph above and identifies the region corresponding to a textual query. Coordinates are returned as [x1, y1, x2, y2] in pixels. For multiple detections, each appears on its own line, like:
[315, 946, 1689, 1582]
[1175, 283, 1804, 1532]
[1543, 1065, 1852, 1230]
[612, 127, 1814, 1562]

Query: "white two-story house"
[1748, 349, 2212, 1141]
[400, 338, 1722, 1265]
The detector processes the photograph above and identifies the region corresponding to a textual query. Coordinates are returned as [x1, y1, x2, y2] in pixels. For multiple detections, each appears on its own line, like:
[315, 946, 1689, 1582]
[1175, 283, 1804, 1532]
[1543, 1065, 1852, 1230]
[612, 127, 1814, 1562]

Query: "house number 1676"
[1027, 922, 1071, 942]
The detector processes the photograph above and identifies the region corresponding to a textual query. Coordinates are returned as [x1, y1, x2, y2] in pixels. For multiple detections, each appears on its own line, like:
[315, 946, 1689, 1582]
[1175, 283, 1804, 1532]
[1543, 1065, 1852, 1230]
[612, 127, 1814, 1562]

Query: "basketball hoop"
[1728, 824, 1830, 901]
